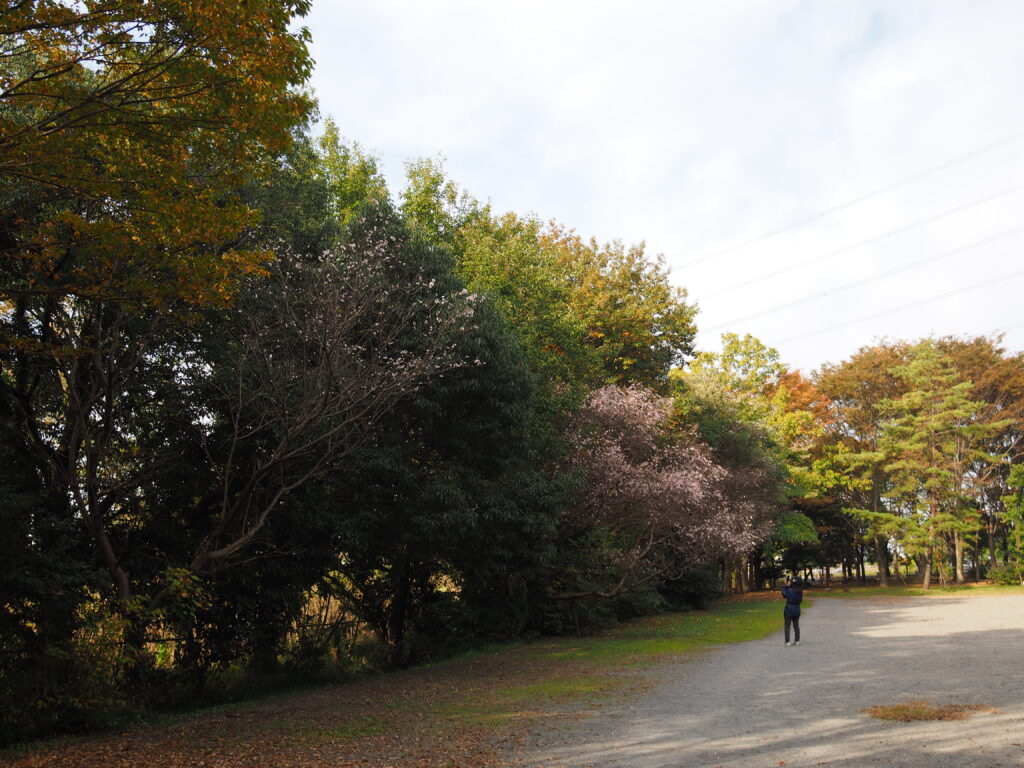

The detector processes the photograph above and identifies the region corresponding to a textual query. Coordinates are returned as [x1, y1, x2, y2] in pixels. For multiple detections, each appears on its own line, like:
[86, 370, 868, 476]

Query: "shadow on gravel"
[516, 595, 1024, 768]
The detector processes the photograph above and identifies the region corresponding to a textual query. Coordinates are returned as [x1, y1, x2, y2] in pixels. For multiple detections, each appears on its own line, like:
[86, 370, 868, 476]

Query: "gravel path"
[512, 593, 1024, 768]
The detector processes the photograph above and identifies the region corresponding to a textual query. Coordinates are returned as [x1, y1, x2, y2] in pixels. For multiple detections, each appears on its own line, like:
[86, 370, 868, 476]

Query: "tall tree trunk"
[875, 536, 889, 586]
[954, 531, 965, 584]
[921, 548, 932, 590]
[387, 552, 411, 666]
[987, 519, 998, 567]
[753, 550, 764, 591]
[872, 468, 890, 586]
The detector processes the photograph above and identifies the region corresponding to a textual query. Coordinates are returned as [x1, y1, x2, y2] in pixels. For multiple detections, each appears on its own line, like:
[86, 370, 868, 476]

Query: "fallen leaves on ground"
[861, 700, 998, 722]
[5, 641, 648, 768]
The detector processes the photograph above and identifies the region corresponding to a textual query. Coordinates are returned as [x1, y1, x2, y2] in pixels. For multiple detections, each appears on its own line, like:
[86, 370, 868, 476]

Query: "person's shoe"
[784, 642, 791, 647]
[794, 641, 800, 646]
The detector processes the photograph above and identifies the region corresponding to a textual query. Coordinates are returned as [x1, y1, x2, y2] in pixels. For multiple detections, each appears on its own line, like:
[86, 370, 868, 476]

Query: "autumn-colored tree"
[400, 160, 697, 393]
[817, 341, 910, 585]
[937, 336, 1024, 567]
[454, 211, 593, 386]
[1, 1, 315, 688]
[1, 0, 314, 308]
[556, 231, 697, 388]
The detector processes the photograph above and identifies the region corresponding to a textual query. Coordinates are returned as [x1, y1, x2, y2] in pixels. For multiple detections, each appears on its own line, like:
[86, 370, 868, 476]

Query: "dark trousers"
[784, 615, 800, 643]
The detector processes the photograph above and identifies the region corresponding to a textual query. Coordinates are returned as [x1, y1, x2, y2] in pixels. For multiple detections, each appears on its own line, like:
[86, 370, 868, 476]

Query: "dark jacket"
[782, 585, 803, 618]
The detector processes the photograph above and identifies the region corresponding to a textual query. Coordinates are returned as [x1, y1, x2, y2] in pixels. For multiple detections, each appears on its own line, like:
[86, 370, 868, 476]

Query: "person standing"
[782, 576, 804, 646]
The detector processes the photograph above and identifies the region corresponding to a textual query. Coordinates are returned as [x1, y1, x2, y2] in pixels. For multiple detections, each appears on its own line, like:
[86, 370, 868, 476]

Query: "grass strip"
[438, 599, 786, 730]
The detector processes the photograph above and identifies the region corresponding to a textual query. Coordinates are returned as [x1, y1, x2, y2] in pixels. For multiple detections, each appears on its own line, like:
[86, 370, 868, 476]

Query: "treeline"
[0, 3, 778, 743]
[3, 2, 1023, 747]
[692, 335, 1024, 590]
[815, 338, 1024, 586]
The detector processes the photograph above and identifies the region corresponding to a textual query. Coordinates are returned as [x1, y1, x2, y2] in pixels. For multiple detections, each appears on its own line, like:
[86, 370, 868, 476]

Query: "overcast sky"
[303, 0, 1024, 373]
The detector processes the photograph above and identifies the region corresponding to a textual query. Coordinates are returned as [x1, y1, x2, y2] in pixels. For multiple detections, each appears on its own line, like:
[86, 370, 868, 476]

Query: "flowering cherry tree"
[187, 215, 478, 579]
[556, 385, 766, 600]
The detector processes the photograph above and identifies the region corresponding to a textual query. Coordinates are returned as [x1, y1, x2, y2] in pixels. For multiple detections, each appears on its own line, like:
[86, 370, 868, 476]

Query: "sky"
[303, 0, 1024, 373]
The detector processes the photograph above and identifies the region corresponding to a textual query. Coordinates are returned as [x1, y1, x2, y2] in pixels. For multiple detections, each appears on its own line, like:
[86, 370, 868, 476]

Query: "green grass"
[437, 600, 787, 729]
[501, 676, 624, 702]
[530, 600, 785, 664]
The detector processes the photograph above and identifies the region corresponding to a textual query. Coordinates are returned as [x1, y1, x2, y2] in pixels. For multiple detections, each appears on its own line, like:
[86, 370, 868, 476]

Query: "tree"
[879, 340, 1001, 586]
[689, 332, 786, 394]
[1, 1, 317, 678]
[673, 333, 794, 591]
[454, 211, 594, 387]
[1000, 465, 1024, 584]
[817, 341, 910, 585]
[561, 233, 697, 388]
[400, 160, 698, 393]
[320, 295, 542, 663]
[553, 385, 764, 609]
[938, 337, 1024, 569]
[317, 119, 390, 231]
[1, 0, 314, 308]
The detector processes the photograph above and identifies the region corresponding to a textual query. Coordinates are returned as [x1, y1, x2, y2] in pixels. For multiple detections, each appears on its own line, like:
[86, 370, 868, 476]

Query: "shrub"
[985, 562, 1024, 586]
[659, 568, 724, 610]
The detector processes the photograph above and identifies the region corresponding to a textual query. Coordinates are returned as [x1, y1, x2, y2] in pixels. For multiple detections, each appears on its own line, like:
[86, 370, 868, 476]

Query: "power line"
[702, 223, 1024, 333]
[990, 320, 1024, 335]
[773, 267, 1024, 344]
[679, 129, 1024, 270]
[704, 182, 1024, 299]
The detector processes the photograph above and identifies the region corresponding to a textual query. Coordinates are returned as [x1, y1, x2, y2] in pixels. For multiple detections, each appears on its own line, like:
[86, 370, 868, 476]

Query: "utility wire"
[679, 129, 1024, 270]
[704, 182, 1024, 299]
[773, 267, 1024, 344]
[990, 320, 1024, 335]
[703, 223, 1024, 333]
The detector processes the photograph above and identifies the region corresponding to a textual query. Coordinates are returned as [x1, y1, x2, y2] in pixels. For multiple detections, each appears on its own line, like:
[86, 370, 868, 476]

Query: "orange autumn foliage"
[1, 0, 315, 308]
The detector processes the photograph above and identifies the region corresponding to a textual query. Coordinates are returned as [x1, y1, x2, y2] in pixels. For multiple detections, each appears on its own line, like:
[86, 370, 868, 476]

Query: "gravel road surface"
[513, 593, 1024, 768]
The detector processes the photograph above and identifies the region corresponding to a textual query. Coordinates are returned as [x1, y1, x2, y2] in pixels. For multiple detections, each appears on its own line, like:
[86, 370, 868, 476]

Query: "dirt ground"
[9, 593, 1024, 768]
[510, 593, 1024, 768]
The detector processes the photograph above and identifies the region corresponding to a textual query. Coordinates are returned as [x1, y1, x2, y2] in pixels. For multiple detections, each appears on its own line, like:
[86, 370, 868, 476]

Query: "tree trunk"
[871, 467, 890, 587]
[921, 549, 932, 590]
[387, 552, 411, 666]
[875, 535, 889, 586]
[987, 521, 997, 567]
[954, 531, 965, 584]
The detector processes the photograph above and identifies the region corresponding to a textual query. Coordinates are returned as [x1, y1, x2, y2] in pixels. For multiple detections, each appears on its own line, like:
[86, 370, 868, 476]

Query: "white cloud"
[304, 0, 1024, 372]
